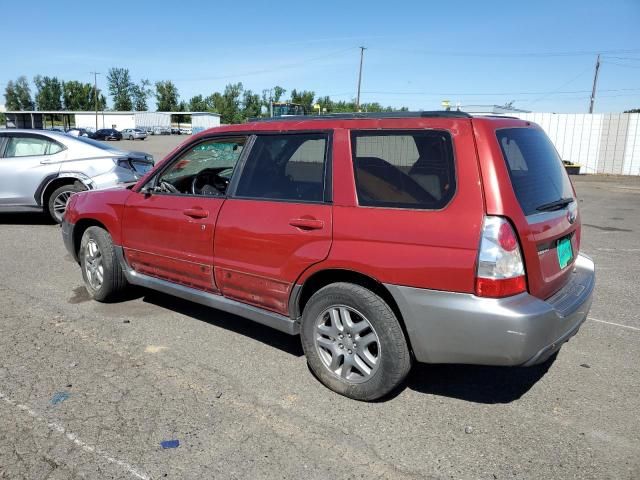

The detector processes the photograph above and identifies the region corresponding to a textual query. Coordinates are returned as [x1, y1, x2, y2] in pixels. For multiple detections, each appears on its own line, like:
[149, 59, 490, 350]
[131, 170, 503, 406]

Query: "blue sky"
[2, 0, 639, 113]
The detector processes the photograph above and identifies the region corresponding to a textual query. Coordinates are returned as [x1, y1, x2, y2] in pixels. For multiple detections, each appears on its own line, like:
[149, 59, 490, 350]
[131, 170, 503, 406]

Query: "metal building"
[4, 111, 220, 132]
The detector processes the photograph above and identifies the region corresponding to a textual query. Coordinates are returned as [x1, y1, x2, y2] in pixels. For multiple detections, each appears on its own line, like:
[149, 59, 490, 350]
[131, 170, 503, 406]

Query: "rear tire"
[79, 226, 128, 302]
[300, 282, 412, 401]
[47, 184, 85, 224]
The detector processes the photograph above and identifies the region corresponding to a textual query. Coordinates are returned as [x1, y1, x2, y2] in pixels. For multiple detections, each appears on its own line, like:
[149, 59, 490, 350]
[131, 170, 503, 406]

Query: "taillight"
[475, 216, 527, 298]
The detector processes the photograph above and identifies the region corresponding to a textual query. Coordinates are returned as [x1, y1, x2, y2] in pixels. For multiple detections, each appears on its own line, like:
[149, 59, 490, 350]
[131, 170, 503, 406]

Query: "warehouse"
[3, 111, 220, 131]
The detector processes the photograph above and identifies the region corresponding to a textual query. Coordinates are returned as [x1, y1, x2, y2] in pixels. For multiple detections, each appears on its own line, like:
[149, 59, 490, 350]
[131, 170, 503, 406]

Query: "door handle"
[183, 208, 209, 219]
[289, 218, 324, 230]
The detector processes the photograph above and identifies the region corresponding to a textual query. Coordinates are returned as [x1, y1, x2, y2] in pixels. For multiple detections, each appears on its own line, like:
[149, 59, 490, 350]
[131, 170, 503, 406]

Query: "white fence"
[512, 113, 640, 175]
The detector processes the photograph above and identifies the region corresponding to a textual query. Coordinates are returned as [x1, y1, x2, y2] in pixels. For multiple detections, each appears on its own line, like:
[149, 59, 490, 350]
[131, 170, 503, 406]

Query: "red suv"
[62, 112, 595, 401]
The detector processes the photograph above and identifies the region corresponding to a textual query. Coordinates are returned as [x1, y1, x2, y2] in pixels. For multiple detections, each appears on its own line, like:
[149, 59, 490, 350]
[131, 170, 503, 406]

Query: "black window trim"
[227, 130, 333, 205]
[139, 133, 251, 199]
[349, 128, 458, 211]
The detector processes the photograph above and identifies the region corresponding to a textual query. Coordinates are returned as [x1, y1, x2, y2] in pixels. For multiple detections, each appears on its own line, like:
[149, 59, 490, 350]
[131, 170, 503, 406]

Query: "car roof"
[193, 111, 530, 138]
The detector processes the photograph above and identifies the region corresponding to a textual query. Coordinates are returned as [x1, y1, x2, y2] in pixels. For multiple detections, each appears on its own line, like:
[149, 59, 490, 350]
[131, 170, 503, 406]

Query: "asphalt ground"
[0, 136, 638, 479]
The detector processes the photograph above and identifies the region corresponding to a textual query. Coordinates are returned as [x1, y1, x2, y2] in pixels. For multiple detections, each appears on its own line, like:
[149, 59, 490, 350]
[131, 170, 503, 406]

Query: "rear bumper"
[386, 253, 595, 366]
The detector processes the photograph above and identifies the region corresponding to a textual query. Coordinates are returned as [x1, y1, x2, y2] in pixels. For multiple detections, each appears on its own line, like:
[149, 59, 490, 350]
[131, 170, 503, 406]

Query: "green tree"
[62, 81, 106, 110]
[210, 83, 244, 124]
[131, 79, 152, 111]
[188, 94, 212, 112]
[4, 76, 34, 110]
[242, 89, 262, 120]
[34, 76, 63, 111]
[625, 108, 640, 113]
[106, 67, 133, 111]
[289, 89, 315, 113]
[155, 80, 179, 111]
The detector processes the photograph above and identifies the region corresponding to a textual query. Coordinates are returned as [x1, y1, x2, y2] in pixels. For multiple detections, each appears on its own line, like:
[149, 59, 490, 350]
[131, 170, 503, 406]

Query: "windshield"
[496, 128, 574, 216]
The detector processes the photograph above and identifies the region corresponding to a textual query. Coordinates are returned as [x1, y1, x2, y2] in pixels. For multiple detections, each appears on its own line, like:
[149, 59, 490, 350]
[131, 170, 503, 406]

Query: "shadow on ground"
[0, 213, 55, 225]
[74, 282, 555, 403]
[142, 290, 304, 357]
[406, 355, 556, 404]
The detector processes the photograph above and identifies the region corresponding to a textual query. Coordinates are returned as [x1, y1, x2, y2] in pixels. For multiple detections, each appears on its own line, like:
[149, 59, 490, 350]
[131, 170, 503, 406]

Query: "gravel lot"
[0, 136, 638, 479]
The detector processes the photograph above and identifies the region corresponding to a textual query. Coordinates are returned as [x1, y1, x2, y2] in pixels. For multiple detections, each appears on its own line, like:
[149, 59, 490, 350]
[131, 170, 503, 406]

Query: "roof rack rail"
[250, 110, 472, 122]
[475, 114, 520, 119]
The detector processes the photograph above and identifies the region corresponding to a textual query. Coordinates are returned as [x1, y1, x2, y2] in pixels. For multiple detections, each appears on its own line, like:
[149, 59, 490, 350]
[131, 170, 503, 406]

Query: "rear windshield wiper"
[536, 197, 574, 212]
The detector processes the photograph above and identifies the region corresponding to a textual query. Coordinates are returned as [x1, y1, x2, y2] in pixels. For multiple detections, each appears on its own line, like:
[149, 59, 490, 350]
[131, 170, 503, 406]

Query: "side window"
[155, 137, 246, 196]
[350, 130, 456, 209]
[5, 136, 63, 157]
[235, 133, 328, 202]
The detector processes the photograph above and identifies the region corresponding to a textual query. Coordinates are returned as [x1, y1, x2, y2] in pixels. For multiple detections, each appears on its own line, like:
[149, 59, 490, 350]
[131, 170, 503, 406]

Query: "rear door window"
[496, 128, 574, 216]
[350, 130, 455, 209]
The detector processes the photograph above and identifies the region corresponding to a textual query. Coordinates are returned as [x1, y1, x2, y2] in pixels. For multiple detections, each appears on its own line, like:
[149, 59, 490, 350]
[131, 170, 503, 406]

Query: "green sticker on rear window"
[557, 237, 573, 269]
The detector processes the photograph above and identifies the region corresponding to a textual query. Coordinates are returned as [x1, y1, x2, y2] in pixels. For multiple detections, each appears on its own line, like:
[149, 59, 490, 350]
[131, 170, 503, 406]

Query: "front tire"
[48, 184, 85, 223]
[79, 227, 128, 302]
[300, 283, 412, 401]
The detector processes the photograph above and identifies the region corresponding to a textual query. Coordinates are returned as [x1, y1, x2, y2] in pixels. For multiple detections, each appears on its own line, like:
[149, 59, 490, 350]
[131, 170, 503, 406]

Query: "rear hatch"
[479, 121, 580, 300]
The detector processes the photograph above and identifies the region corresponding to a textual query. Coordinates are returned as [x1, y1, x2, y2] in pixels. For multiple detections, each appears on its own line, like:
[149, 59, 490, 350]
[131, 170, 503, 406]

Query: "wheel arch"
[72, 218, 110, 259]
[38, 173, 94, 207]
[292, 268, 414, 354]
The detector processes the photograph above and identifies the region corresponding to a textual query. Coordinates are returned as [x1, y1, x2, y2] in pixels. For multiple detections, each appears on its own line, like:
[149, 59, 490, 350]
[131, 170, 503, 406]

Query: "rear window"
[496, 128, 573, 216]
[350, 130, 455, 209]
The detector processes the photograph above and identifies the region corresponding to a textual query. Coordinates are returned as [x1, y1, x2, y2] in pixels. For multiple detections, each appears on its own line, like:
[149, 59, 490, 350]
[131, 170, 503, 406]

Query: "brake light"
[475, 216, 527, 298]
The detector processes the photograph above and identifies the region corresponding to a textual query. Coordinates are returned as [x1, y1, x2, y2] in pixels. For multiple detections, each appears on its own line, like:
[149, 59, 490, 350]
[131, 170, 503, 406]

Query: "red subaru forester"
[62, 112, 595, 401]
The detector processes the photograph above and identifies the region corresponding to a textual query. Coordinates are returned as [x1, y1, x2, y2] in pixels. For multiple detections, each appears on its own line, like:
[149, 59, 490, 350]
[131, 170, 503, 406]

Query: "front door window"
[155, 137, 246, 196]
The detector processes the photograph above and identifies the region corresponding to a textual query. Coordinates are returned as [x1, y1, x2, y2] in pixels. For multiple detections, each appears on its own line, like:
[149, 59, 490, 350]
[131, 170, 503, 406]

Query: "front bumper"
[61, 219, 78, 262]
[386, 253, 595, 366]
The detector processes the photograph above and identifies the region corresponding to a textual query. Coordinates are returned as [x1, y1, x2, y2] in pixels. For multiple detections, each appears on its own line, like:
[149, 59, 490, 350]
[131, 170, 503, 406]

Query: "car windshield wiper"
[536, 197, 574, 212]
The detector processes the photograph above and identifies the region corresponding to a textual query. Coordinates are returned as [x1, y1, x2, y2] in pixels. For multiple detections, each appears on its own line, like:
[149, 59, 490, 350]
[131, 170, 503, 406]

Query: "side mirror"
[140, 185, 155, 196]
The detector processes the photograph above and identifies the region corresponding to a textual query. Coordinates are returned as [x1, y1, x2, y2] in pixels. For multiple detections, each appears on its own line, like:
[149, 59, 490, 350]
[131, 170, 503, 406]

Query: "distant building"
[4, 110, 220, 132]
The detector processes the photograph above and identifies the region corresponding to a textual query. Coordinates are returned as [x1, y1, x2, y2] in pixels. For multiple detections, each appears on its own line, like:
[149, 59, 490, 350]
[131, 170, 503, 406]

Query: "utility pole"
[588, 54, 600, 114]
[355, 46, 366, 112]
[269, 88, 274, 118]
[90, 72, 100, 129]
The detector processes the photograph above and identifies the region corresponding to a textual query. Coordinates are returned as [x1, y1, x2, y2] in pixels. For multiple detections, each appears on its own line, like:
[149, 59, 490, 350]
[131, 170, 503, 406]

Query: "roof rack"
[250, 110, 472, 122]
[475, 114, 520, 119]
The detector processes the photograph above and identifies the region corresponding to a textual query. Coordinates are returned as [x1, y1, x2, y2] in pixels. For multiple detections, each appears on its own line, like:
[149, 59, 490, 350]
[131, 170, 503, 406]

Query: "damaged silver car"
[0, 129, 154, 223]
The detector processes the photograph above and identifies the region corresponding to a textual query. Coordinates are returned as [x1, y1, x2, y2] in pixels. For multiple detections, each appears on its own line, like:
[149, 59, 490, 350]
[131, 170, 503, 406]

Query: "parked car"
[91, 129, 122, 141]
[152, 126, 170, 135]
[0, 130, 153, 223]
[66, 128, 90, 137]
[61, 112, 595, 401]
[180, 127, 192, 135]
[171, 127, 181, 135]
[121, 128, 147, 141]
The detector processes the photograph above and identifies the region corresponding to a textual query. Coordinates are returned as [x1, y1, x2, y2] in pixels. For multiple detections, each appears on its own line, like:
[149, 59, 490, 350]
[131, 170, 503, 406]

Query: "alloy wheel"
[84, 239, 104, 291]
[52, 190, 73, 223]
[314, 305, 381, 383]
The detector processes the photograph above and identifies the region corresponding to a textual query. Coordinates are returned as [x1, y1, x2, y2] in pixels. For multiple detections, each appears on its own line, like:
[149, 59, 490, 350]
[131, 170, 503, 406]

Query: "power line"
[374, 47, 640, 58]
[603, 56, 640, 62]
[602, 61, 640, 69]
[339, 87, 640, 97]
